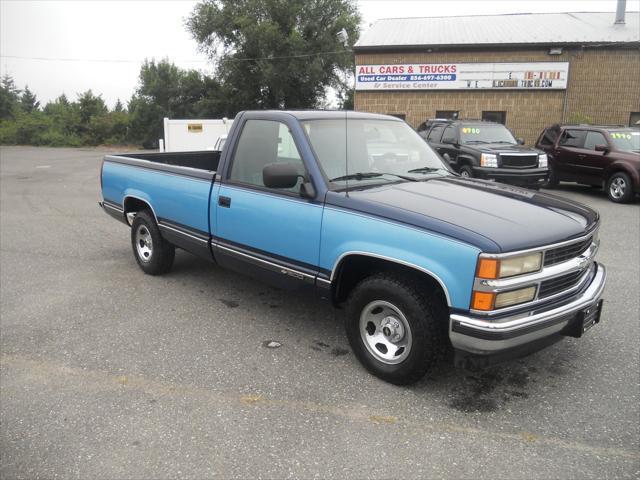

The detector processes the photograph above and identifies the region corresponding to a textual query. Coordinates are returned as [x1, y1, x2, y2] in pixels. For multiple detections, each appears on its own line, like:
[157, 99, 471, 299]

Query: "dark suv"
[536, 124, 640, 203]
[423, 120, 548, 188]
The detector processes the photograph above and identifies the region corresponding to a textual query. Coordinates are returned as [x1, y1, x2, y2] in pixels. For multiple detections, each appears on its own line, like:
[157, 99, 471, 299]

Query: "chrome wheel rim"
[359, 300, 412, 364]
[460, 170, 470, 178]
[135, 225, 153, 262]
[610, 177, 626, 199]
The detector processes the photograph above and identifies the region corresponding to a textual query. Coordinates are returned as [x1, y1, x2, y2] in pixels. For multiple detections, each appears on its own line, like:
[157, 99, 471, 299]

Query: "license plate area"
[562, 300, 603, 338]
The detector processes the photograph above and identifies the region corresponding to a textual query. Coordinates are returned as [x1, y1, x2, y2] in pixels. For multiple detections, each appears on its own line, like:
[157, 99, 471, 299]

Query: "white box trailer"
[160, 117, 233, 152]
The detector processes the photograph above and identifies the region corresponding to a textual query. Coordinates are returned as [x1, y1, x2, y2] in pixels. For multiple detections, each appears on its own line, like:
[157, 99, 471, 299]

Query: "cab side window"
[229, 120, 305, 192]
[559, 129, 586, 148]
[584, 131, 607, 150]
[427, 124, 445, 141]
[441, 126, 457, 144]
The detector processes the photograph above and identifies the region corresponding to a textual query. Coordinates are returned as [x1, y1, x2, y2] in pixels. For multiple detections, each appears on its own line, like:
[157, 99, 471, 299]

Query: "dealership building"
[353, 11, 640, 144]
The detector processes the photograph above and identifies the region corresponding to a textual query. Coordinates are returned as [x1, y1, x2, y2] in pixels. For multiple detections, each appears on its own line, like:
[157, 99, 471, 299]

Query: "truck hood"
[326, 177, 599, 253]
[474, 143, 541, 154]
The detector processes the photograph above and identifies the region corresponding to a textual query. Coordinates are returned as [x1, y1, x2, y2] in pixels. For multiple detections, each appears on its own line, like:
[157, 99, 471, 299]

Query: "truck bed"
[119, 150, 221, 172]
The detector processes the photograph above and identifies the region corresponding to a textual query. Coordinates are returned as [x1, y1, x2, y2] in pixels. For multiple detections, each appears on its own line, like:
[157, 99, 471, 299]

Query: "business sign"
[355, 62, 569, 91]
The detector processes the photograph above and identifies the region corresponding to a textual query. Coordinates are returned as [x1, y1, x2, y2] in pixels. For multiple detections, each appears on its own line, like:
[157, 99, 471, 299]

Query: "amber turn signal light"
[476, 258, 499, 279]
[471, 291, 495, 311]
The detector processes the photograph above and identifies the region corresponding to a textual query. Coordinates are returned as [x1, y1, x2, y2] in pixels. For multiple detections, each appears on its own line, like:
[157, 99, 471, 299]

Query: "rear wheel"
[130, 210, 175, 275]
[606, 171, 634, 203]
[344, 273, 447, 385]
[459, 165, 473, 178]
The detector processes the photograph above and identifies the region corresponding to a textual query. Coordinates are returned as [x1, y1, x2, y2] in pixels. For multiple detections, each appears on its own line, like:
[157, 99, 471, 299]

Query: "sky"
[1, 0, 638, 108]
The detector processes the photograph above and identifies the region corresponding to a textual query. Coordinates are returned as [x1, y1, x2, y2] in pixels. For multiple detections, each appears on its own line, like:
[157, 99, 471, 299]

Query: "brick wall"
[354, 48, 640, 145]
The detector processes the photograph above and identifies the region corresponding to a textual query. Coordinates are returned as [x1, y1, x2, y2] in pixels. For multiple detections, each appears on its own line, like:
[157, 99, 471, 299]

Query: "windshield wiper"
[330, 172, 417, 182]
[407, 167, 447, 174]
[464, 140, 489, 144]
[491, 141, 516, 144]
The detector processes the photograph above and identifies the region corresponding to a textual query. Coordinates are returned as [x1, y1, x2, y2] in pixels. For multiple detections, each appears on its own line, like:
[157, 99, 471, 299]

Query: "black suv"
[423, 119, 549, 188]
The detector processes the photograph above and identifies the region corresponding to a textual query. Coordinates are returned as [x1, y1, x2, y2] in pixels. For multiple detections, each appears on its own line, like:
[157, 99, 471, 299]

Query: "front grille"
[538, 264, 594, 299]
[544, 236, 592, 266]
[500, 154, 538, 169]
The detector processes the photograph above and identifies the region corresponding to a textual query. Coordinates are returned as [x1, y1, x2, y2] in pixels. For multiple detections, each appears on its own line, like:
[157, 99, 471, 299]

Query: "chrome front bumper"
[450, 262, 606, 355]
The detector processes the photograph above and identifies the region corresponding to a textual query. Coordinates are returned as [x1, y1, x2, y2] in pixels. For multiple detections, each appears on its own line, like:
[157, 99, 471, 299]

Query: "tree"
[128, 59, 224, 144]
[186, 0, 360, 112]
[77, 90, 107, 123]
[114, 98, 125, 112]
[0, 74, 21, 119]
[20, 85, 40, 113]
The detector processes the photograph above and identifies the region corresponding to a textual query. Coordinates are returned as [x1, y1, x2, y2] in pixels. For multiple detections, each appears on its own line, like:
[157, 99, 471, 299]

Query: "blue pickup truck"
[100, 110, 606, 385]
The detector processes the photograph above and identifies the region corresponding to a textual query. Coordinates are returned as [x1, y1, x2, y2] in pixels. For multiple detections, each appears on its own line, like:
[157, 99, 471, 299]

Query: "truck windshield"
[461, 124, 516, 145]
[608, 129, 640, 153]
[301, 118, 449, 186]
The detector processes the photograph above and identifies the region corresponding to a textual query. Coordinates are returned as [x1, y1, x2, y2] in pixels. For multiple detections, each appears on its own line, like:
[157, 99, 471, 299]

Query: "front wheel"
[344, 274, 447, 385]
[607, 171, 634, 203]
[130, 210, 175, 275]
[459, 165, 473, 178]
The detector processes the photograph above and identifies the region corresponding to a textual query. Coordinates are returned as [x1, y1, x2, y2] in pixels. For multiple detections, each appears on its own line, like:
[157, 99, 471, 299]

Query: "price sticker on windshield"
[612, 132, 633, 140]
[463, 128, 481, 134]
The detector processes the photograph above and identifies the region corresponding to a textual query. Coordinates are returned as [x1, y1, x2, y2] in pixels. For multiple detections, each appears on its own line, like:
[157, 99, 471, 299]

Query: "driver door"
[214, 118, 323, 289]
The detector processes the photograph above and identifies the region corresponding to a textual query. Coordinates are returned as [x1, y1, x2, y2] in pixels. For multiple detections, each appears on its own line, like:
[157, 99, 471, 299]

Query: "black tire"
[344, 273, 448, 385]
[606, 171, 634, 203]
[459, 165, 473, 178]
[130, 210, 175, 275]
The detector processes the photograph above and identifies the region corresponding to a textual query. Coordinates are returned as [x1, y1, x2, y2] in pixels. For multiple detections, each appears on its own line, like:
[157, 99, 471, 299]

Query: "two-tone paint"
[100, 110, 606, 362]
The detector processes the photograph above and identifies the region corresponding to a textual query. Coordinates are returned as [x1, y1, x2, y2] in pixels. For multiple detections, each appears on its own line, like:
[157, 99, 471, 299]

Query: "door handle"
[577, 154, 587, 159]
[218, 196, 231, 208]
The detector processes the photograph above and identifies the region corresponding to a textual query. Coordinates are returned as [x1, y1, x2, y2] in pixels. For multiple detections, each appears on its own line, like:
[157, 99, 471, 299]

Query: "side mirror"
[594, 144, 609, 153]
[517, 137, 525, 145]
[263, 162, 300, 189]
[442, 137, 456, 145]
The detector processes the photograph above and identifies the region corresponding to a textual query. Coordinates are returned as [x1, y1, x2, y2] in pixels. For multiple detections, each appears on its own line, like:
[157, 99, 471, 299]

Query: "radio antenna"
[344, 109, 349, 197]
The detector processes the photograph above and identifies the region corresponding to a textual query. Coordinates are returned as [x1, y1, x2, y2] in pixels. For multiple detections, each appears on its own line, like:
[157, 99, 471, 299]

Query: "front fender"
[320, 207, 480, 309]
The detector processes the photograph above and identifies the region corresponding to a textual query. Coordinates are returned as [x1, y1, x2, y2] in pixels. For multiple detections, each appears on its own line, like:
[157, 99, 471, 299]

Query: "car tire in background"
[344, 273, 447, 385]
[459, 165, 473, 178]
[130, 210, 175, 275]
[606, 171, 634, 203]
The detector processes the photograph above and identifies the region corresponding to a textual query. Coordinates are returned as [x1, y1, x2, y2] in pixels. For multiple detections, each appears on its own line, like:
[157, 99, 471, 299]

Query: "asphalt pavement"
[1, 146, 639, 479]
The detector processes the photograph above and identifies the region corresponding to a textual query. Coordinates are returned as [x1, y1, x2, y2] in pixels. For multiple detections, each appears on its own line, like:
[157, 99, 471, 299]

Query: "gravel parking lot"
[1, 146, 639, 479]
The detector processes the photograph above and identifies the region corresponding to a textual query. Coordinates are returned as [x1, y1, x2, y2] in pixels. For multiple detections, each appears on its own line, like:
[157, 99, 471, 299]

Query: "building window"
[630, 112, 640, 127]
[482, 111, 506, 124]
[435, 110, 459, 120]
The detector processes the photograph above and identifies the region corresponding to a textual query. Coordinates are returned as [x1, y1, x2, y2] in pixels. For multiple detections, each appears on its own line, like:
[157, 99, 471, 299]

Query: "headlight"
[476, 252, 542, 279]
[494, 286, 537, 308]
[480, 153, 498, 167]
[538, 153, 548, 168]
[471, 286, 537, 310]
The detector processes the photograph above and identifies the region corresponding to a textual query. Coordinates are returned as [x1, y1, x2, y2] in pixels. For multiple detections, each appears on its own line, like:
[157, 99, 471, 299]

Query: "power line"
[0, 49, 353, 64]
[0, 55, 206, 63]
